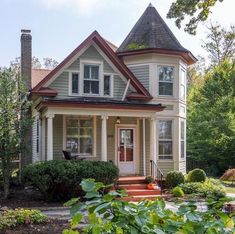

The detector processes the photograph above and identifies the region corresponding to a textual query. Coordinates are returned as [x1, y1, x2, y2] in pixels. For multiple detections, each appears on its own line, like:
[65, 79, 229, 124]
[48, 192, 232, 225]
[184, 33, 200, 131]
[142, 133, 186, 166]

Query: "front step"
[116, 176, 162, 202]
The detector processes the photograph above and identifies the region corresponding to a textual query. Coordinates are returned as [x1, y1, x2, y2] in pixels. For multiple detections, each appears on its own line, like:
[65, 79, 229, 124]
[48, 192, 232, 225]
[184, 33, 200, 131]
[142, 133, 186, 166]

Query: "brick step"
[119, 184, 147, 190]
[126, 189, 161, 196]
[118, 176, 146, 185]
[119, 194, 162, 202]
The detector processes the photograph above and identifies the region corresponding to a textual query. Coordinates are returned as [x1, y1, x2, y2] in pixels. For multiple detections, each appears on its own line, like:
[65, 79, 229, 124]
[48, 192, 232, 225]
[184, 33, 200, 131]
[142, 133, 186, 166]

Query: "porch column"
[142, 118, 146, 176]
[150, 117, 157, 162]
[41, 117, 46, 161]
[46, 114, 54, 161]
[101, 114, 108, 161]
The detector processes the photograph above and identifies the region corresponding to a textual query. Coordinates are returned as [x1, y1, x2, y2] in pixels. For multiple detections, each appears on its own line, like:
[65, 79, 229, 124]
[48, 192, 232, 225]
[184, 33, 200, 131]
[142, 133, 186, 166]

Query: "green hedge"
[165, 171, 185, 188]
[21, 160, 119, 201]
[188, 168, 207, 182]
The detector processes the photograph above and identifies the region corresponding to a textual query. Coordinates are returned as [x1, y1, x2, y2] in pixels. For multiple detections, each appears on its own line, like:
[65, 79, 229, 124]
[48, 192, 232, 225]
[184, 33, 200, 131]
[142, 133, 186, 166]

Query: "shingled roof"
[117, 3, 189, 53]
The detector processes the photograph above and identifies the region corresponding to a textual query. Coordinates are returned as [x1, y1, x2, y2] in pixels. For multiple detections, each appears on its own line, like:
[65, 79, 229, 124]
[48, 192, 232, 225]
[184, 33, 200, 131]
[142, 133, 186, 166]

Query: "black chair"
[62, 150, 85, 160]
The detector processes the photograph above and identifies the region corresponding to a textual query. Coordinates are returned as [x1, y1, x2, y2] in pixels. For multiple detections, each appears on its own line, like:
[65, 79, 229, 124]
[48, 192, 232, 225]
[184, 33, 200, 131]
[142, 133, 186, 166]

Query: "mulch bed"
[0, 219, 70, 234]
[0, 186, 63, 208]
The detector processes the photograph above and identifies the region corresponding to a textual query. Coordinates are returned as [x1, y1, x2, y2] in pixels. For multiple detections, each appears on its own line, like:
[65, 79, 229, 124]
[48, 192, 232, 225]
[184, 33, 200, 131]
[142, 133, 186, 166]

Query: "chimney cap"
[21, 29, 31, 34]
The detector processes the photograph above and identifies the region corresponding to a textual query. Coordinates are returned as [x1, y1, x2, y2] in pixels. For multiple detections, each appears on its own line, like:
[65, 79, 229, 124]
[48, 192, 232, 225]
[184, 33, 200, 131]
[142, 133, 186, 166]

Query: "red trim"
[37, 100, 164, 112]
[116, 48, 197, 65]
[31, 87, 57, 97]
[32, 31, 151, 99]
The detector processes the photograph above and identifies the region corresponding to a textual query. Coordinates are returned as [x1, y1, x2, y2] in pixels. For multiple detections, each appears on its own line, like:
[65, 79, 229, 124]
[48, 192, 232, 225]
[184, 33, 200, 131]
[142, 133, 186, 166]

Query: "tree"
[167, 0, 224, 35]
[43, 57, 59, 69]
[0, 68, 31, 199]
[202, 24, 235, 66]
[187, 60, 235, 176]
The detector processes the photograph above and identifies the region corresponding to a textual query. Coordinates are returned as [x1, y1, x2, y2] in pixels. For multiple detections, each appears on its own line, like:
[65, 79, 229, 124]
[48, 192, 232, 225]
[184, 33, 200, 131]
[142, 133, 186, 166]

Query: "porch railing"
[150, 160, 164, 195]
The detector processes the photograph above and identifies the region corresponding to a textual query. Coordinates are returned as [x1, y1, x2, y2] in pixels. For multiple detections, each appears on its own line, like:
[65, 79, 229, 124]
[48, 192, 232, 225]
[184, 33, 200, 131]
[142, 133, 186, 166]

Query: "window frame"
[180, 120, 186, 160]
[69, 72, 80, 96]
[158, 119, 173, 160]
[80, 60, 103, 96]
[180, 68, 186, 101]
[103, 73, 113, 97]
[157, 65, 174, 97]
[63, 116, 96, 158]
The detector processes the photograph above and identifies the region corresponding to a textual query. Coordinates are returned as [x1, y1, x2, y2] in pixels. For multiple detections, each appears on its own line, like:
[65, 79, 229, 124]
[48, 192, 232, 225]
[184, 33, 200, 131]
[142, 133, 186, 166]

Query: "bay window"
[159, 120, 173, 160]
[65, 117, 93, 156]
[180, 69, 186, 100]
[158, 66, 174, 96]
[181, 121, 185, 159]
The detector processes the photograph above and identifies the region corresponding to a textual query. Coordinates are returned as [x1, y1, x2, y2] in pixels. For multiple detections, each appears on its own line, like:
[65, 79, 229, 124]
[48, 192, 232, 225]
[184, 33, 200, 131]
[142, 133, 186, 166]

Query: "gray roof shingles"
[117, 3, 189, 53]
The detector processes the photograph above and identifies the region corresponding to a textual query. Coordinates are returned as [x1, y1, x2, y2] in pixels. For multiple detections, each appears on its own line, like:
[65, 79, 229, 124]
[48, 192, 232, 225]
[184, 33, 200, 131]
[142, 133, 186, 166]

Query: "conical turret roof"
[117, 3, 189, 53]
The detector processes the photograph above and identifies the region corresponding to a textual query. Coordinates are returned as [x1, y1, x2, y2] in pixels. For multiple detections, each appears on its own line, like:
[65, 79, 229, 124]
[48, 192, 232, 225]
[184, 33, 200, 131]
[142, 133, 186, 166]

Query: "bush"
[0, 209, 47, 230]
[172, 186, 184, 197]
[188, 168, 207, 182]
[144, 176, 154, 184]
[21, 160, 119, 201]
[63, 179, 234, 234]
[178, 178, 226, 199]
[165, 171, 185, 188]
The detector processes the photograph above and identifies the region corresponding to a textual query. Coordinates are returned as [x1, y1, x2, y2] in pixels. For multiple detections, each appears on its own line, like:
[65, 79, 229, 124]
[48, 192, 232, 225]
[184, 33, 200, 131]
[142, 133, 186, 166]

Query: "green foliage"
[179, 178, 226, 199]
[187, 61, 235, 176]
[167, 0, 224, 35]
[188, 168, 207, 182]
[21, 160, 119, 201]
[172, 186, 184, 197]
[144, 175, 154, 184]
[165, 171, 185, 188]
[126, 42, 147, 50]
[63, 179, 235, 234]
[0, 68, 32, 198]
[0, 209, 47, 230]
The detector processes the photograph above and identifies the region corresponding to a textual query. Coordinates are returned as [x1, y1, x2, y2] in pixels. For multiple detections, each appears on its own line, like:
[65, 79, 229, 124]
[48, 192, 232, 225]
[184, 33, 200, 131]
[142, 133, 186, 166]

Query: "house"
[21, 4, 196, 176]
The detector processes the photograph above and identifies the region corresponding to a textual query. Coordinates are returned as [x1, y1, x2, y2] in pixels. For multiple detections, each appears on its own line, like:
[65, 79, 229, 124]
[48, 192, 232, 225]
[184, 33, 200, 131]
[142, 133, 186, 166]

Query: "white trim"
[46, 114, 54, 161]
[41, 117, 46, 161]
[142, 118, 146, 176]
[68, 71, 80, 96]
[103, 73, 114, 98]
[101, 115, 108, 161]
[127, 63, 150, 67]
[115, 124, 137, 175]
[122, 79, 130, 101]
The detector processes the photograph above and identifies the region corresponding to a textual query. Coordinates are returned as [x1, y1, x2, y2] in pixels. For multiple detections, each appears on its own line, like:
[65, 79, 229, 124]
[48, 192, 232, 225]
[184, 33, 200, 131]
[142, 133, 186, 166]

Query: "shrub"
[21, 160, 119, 201]
[0, 209, 47, 230]
[63, 179, 234, 234]
[144, 176, 154, 184]
[178, 178, 226, 199]
[172, 186, 184, 197]
[188, 168, 207, 182]
[165, 171, 185, 188]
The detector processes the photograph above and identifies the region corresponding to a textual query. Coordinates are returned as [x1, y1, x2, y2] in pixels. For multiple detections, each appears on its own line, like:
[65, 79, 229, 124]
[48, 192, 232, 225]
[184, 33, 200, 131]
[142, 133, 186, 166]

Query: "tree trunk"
[2, 160, 11, 199]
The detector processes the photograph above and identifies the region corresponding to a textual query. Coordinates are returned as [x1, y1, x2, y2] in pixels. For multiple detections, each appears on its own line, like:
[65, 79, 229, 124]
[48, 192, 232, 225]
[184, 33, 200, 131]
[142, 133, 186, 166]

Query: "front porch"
[33, 105, 177, 176]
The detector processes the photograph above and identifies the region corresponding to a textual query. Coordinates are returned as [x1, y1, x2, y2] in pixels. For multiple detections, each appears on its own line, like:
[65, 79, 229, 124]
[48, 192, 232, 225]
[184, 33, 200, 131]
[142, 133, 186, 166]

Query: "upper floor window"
[158, 120, 173, 160]
[180, 69, 186, 100]
[158, 66, 174, 96]
[72, 73, 79, 94]
[84, 65, 99, 94]
[104, 75, 112, 96]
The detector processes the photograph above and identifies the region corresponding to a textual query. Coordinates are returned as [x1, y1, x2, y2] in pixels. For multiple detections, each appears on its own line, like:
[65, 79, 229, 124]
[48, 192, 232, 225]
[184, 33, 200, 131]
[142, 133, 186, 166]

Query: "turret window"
[158, 66, 174, 96]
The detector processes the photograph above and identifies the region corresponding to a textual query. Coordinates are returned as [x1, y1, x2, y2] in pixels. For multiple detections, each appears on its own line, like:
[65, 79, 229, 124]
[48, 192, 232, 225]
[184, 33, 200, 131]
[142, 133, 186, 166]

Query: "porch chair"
[62, 150, 85, 161]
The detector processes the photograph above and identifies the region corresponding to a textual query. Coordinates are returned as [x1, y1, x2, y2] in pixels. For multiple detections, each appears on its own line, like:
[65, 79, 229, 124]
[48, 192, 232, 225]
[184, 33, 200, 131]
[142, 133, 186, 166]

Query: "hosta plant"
[63, 179, 235, 234]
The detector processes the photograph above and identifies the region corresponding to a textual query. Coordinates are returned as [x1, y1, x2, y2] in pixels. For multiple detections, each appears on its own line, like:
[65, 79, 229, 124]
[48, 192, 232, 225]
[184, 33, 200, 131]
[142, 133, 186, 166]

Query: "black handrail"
[150, 160, 164, 195]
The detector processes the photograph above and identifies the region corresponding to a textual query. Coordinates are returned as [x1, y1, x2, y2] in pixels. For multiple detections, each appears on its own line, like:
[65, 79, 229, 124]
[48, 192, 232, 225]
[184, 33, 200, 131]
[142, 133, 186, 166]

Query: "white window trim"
[103, 73, 114, 98]
[68, 71, 80, 96]
[80, 59, 104, 96]
[180, 120, 186, 161]
[157, 119, 174, 161]
[180, 68, 186, 101]
[63, 115, 97, 158]
[157, 65, 175, 97]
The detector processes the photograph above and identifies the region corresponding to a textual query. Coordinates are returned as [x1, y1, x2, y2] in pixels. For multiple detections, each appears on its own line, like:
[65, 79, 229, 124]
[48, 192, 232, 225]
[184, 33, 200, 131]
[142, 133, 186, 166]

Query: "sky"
[0, 0, 234, 67]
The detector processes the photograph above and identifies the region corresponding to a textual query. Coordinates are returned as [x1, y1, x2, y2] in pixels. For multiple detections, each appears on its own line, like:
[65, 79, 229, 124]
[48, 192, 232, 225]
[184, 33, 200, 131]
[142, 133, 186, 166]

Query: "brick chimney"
[21, 29, 32, 90]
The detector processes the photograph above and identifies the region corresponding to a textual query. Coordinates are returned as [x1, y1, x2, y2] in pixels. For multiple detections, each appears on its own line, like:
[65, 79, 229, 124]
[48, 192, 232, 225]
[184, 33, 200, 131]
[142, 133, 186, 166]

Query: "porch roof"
[37, 97, 165, 112]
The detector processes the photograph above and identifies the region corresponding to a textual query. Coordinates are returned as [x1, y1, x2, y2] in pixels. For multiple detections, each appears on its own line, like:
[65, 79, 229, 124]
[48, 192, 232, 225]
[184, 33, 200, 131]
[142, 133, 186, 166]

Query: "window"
[66, 117, 93, 156]
[181, 121, 185, 159]
[71, 73, 79, 94]
[84, 65, 99, 94]
[159, 120, 173, 160]
[104, 75, 111, 96]
[180, 69, 186, 100]
[158, 66, 174, 96]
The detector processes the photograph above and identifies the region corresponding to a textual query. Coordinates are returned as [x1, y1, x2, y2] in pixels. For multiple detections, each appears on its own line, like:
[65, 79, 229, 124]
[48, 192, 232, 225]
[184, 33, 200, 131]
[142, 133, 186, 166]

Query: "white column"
[143, 118, 146, 176]
[150, 117, 157, 162]
[46, 114, 54, 161]
[41, 117, 46, 161]
[101, 115, 108, 161]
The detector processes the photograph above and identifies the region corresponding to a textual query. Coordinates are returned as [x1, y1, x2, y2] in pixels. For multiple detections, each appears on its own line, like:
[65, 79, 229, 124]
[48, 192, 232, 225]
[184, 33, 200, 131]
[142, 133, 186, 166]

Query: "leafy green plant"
[165, 170, 185, 188]
[21, 160, 119, 201]
[0, 209, 47, 230]
[63, 179, 235, 234]
[188, 168, 207, 182]
[144, 175, 154, 184]
[172, 186, 184, 197]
